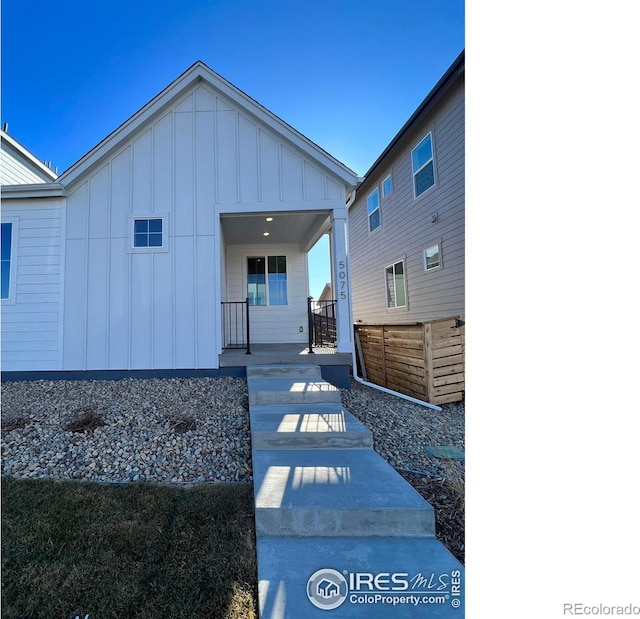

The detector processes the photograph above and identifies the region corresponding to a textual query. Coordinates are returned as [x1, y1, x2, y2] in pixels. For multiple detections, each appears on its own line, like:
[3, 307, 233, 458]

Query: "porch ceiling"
[221, 212, 330, 247]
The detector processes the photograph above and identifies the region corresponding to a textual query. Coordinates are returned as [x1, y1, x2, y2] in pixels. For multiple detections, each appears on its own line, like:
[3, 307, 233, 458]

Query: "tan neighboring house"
[348, 51, 464, 404]
[349, 51, 464, 323]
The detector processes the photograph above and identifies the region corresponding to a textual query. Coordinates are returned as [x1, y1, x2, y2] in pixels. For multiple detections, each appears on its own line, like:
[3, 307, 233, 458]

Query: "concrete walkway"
[248, 364, 465, 618]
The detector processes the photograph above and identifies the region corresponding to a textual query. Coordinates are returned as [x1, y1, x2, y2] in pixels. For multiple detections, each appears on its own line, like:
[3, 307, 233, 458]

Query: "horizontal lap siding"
[1, 201, 64, 371]
[1, 146, 54, 185]
[225, 243, 308, 344]
[349, 77, 464, 325]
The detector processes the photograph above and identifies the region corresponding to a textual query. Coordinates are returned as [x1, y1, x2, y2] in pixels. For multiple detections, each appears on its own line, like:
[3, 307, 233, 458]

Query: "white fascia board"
[200, 64, 358, 186]
[1, 183, 67, 199]
[1, 130, 59, 181]
[58, 61, 358, 190]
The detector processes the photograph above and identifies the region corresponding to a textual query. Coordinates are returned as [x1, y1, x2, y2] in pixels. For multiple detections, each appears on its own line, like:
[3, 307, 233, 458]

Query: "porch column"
[330, 211, 353, 353]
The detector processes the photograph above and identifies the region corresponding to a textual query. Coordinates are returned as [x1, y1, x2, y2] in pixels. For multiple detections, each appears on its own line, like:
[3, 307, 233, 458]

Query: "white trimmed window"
[382, 175, 393, 197]
[385, 260, 406, 308]
[412, 132, 435, 197]
[130, 215, 168, 253]
[248, 256, 288, 306]
[134, 218, 163, 247]
[424, 242, 442, 271]
[1, 219, 18, 302]
[367, 188, 380, 232]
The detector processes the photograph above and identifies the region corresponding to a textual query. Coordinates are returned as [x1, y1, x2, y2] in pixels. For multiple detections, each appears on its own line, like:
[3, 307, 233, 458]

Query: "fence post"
[424, 322, 434, 402]
[245, 298, 251, 354]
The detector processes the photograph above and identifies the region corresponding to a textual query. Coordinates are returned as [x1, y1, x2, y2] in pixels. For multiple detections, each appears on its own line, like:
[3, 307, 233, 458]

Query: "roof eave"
[1, 183, 67, 199]
[350, 49, 465, 204]
[58, 61, 358, 190]
[1, 129, 59, 181]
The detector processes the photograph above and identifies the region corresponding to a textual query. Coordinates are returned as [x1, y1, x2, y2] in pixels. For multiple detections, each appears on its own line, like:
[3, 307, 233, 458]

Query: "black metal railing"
[221, 299, 251, 354]
[307, 297, 337, 353]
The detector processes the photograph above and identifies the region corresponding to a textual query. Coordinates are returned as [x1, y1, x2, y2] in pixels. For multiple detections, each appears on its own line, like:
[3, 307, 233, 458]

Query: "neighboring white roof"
[1, 128, 58, 184]
[58, 61, 357, 189]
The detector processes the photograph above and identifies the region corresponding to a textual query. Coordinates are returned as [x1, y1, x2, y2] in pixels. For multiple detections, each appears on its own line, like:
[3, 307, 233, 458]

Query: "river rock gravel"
[1, 376, 464, 486]
[340, 379, 464, 482]
[1, 377, 252, 484]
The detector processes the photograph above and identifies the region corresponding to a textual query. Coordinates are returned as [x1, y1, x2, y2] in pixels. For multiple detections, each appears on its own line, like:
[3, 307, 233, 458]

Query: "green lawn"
[1, 477, 258, 619]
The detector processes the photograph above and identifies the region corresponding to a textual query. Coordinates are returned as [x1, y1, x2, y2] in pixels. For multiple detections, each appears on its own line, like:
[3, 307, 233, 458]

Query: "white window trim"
[384, 259, 407, 310]
[245, 253, 290, 307]
[128, 213, 170, 254]
[411, 131, 436, 199]
[382, 174, 393, 198]
[1, 216, 19, 305]
[367, 187, 381, 234]
[424, 239, 443, 272]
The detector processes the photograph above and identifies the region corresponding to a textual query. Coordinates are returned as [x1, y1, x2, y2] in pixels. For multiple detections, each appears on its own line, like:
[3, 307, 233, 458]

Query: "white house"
[1, 128, 59, 186]
[1, 62, 358, 384]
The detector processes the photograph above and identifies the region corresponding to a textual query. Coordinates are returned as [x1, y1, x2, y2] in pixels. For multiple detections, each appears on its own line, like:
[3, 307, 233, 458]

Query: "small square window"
[382, 175, 393, 197]
[367, 188, 380, 233]
[424, 243, 441, 271]
[133, 218, 164, 248]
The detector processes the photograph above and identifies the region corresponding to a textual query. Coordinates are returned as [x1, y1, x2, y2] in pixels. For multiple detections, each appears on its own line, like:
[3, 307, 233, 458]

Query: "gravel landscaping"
[1, 375, 464, 561]
[1, 377, 252, 483]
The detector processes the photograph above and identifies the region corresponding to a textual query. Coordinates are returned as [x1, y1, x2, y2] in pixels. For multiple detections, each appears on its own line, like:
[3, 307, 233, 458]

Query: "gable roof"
[1, 128, 59, 183]
[58, 61, 357, 189]
[351, 49, 464, 202]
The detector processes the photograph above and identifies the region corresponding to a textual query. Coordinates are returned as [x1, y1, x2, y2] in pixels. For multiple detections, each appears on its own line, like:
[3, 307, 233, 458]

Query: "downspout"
[350, 347, 442, 412]
[346, 183, 443, 412]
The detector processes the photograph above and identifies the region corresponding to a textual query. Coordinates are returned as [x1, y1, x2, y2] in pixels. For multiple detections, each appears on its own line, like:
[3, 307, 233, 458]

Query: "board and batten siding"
[349, 76, 464, 325]
[60, 82, 342, 370]
[1, 199, 65, 371]
[225, 243, 308, 344]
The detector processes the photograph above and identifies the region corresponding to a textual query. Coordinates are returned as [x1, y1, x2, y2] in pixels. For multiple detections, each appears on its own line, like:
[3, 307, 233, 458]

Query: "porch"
[218, 343, 352, 368]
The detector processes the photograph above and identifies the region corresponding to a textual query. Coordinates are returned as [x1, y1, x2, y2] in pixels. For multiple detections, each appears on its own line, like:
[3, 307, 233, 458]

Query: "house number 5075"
[338, 260, 348, 299]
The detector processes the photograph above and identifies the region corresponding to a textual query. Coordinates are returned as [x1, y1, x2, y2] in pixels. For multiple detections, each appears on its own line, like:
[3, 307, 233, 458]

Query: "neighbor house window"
[385, 261, 406, 308]
[248, 256, 288, 306]
[1, 222, 13, 300]
[382, 175, 393, 197]
[424, 242, 441, 271]
[134, 218, 163, 247]
[367, 188, 380, 232]
[412, 132, 435, 197]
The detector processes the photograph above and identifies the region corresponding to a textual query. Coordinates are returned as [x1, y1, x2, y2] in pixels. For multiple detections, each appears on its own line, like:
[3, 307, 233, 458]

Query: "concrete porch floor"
[219, 343, 352, 368]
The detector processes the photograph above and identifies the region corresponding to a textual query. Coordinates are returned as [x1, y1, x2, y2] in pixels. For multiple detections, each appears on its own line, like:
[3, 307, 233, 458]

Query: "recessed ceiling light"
[263, 232, 270, 236]
[265, 217, 273, 222]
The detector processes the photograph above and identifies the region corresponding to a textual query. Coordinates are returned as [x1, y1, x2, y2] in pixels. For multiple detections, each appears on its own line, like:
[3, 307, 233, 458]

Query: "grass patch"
[1, 477, 257, 619]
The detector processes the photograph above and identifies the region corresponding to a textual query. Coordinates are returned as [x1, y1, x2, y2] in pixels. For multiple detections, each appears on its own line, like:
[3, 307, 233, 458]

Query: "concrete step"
[257, 535, 464, 618]
[253, 449, 435, 538]
[248, 375, 341, 406]
[246, 364, 323, 379]
[250, 403, 373, 450]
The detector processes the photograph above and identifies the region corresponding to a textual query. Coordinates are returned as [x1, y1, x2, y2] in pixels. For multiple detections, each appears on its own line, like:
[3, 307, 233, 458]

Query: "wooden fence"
[354, 316, 465, 405]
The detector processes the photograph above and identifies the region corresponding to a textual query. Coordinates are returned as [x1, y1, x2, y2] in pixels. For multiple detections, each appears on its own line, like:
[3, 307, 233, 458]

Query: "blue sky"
[1, 0, 464, 297]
